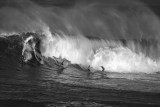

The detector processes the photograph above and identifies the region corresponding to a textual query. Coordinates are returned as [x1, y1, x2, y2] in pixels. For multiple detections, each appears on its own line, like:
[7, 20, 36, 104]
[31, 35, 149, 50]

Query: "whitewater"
[1, 0, 160, 74]
[1, 1, 160, 107]
[29, 26, 158, 74]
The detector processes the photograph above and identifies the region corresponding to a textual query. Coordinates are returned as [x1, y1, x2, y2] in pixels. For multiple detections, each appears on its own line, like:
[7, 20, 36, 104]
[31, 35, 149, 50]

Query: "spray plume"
[1, 0, 160, 73]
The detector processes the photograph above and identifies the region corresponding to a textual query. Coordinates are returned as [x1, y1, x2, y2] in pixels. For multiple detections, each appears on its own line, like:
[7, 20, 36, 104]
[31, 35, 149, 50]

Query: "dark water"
[0, 35, 160, 107]
[1, 0, 160, 106]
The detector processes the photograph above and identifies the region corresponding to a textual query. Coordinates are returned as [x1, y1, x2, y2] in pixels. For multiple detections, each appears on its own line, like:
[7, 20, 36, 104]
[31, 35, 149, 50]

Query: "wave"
[1, 0, 160, 74]
[0, 32, 42, 66]
[37, 28, 160, 74]
[0, 30, 160, 74]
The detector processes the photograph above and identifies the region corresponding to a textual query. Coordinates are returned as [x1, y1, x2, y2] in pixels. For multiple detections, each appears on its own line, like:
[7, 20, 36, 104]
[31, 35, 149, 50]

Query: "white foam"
[40, 29, 160, 73]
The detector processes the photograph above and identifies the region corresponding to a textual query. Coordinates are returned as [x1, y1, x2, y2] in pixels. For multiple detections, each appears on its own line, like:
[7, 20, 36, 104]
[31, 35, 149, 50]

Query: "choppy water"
[0, 34, 160, 107]
[1, 0, 160, 107]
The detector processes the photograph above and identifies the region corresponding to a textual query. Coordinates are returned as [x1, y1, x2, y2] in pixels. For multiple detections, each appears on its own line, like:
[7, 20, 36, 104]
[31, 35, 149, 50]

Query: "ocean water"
[1, 0, 160, 107]
[0, 34, 160, 107]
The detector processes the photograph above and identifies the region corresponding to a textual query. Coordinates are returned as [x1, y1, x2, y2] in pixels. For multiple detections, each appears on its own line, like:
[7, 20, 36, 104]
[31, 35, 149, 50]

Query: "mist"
[2, 0, 160, 73]
[0, 0, 160, 40]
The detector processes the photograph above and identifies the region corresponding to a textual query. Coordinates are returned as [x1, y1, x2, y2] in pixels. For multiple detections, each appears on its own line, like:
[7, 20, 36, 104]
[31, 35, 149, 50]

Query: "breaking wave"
[1, 0, 160, 74]
[40, 28, 160, 73]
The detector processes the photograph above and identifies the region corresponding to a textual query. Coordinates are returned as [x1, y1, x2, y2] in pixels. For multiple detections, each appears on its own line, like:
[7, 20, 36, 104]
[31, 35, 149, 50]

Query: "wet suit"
[100, 66, 109, 79]
[101, 66, 105, 78]
[87, 65, 92, 78]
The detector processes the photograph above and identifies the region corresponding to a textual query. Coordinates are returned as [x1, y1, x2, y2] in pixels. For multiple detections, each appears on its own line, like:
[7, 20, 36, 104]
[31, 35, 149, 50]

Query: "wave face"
[1, 0, 160, 73]
[40, 30, 160, 73]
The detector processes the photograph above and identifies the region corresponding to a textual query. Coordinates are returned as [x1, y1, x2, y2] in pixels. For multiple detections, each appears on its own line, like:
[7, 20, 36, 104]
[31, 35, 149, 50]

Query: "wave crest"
[40, 28, 160, 73]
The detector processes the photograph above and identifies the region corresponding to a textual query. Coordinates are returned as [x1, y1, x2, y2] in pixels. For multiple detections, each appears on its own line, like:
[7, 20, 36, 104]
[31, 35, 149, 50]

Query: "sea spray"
[40, 28, 160, 73]
[1, 0, 160, 73]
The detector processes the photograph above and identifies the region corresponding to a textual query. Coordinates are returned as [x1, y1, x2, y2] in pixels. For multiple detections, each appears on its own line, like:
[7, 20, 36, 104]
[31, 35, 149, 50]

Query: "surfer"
[100, 66, 109, 79]
[101, 66, 105, 78]
[87, 65, 92, 78]
[53, 56, 71, 68]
